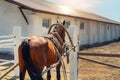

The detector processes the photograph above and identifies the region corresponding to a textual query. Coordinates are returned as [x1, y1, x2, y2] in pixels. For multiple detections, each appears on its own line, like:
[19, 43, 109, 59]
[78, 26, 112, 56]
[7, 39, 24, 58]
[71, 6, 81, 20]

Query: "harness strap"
[44, 35, 59, 52]
[49, 32, 64, 45]
[44, 31, 68, 80]
[44, 34, 68, 80]
[44, 32, 64, 53]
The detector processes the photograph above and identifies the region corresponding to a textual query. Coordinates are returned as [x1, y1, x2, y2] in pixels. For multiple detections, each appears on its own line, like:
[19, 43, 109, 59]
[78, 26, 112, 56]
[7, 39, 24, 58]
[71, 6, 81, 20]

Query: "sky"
[46, 0, 120, 22]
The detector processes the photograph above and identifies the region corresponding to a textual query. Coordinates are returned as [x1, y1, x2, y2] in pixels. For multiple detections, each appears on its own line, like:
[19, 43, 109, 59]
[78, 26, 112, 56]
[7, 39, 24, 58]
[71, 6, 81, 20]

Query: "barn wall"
[106, 24, 111, 41]
[25, 12, 77, 38]
[0, 0, 31, 36]
[104, 24, 108, 42]
[118, 25, 120, 39]
[112, 24, 116, 40]
[1, 0, 120, 47]
[79, 19, 89, 45]
[99, 22, 105, 43]
[109, 24, 113, 40]
[113, 24, 118, 39]
[97, 22, 100, 43]
[116, 25, 120, 39]
[89, 21, 99, 44]
[26, 13, 42, 36]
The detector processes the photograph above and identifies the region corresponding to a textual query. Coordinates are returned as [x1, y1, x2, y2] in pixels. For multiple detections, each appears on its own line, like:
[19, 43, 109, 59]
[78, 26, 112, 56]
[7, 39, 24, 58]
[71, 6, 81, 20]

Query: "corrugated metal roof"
[6, 0, 120, 24]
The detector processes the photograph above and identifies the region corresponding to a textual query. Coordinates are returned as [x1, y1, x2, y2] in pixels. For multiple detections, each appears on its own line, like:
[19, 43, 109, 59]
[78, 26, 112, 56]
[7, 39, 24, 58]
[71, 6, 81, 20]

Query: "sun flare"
[59, 6, 72, 14]
[57, 0, 101, 10]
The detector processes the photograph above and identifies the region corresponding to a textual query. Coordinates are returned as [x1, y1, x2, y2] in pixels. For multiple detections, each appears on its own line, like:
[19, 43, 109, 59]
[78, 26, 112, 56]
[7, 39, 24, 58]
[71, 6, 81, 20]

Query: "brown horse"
[18, 22, 67, 80]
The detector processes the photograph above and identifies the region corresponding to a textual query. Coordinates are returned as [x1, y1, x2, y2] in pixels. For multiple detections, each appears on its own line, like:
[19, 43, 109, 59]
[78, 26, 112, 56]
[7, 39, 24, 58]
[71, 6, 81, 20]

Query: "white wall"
[106, 24, 111, 41]
[118, 25, 120, 39]
[116, 25, 120, 39]
[89, 21, 99, 44]
[37, 13, 75, 36]
[1, 0, 120, 47]
[111, 24, 116, 40]
[79, 19, 89, 45]
[0, 0, 31, 36]
[99, 22, 105, 43]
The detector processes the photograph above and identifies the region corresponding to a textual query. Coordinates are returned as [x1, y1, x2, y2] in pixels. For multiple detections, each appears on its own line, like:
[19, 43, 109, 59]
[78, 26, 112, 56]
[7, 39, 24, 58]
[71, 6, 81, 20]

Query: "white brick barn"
[0, 0, 120, 48]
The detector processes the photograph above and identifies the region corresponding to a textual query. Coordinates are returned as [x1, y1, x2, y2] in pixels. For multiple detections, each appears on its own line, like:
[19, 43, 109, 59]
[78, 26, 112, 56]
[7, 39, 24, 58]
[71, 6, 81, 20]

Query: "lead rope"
[54, 45, 68, 80]
[47, 23, 75, 80]
[49, 37, 68, 80]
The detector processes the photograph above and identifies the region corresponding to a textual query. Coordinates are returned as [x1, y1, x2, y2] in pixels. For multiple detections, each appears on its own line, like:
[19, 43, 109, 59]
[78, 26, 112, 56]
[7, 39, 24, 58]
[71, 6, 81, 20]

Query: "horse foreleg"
[56, 62, 61, 80]
[47, 66, 51, 80]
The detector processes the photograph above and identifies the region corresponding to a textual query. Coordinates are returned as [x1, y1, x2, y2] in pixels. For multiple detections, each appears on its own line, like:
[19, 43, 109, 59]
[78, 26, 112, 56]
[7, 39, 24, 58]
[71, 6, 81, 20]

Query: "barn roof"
[5, 0, 120, 25]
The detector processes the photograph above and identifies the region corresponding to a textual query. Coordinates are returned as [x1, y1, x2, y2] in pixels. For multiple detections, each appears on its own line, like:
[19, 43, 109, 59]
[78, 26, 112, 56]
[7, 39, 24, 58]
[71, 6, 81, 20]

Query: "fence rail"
[0, 35, 14, 39]
[0, 26, 21, 78]
[0, 39, 13, 43]
[0, 59, 11, 62]
[0, 35, 14, 49]
[21, 36, 28, 40]
[0, 60, 14, 66]
[0, 38, 15, 48]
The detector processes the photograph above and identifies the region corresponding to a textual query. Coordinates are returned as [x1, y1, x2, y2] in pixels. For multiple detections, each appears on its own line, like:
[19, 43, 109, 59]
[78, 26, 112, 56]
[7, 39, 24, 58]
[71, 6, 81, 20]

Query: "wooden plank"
[0, 59, 11, 62]
[0, 35, 14, 39]
[0, 64, 18, 80]
[0, 60, 14, 66]
[79, 53, 120, 57]
[0, 39, 13, 43]
[13, 26, 21, 76]
[70, 24, 80, 80]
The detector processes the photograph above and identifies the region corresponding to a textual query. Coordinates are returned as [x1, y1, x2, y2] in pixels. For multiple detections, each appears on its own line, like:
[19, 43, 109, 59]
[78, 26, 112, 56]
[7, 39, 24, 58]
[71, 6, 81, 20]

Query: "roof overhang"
[5, 0, 120, 25]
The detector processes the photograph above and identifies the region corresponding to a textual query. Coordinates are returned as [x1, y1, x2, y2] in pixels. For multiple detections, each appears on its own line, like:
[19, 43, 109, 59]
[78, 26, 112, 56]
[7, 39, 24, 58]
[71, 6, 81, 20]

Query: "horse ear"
[63, 20, 65, 25]
[57, 20, 59, 23]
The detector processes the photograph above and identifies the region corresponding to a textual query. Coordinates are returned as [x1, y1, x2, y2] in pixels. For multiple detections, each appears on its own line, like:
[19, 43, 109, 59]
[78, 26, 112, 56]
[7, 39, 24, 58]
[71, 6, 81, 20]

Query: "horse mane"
[49, 32, 64, 45]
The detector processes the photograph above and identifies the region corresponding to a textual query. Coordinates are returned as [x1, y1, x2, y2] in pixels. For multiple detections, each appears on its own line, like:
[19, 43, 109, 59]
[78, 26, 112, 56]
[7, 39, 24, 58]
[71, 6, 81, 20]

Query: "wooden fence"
[0, 26, 21, 77]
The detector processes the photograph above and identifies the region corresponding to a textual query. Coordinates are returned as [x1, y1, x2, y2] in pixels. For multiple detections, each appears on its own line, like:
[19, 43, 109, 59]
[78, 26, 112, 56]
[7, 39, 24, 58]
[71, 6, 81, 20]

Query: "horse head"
[52, 23, 66, 43]
[48, 20, 75, 51]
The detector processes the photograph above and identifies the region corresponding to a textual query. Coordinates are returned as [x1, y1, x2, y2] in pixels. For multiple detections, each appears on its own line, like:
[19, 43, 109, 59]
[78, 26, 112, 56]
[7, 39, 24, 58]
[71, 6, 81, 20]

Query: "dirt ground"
[0, 41, 120, 80]
[79, 41, 120, 80]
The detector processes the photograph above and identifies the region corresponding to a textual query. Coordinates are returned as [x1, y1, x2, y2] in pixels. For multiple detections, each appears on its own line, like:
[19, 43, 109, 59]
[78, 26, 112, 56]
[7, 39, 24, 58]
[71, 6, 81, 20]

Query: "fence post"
[13, 26, 21, 76]
[70, 25, 80, 80]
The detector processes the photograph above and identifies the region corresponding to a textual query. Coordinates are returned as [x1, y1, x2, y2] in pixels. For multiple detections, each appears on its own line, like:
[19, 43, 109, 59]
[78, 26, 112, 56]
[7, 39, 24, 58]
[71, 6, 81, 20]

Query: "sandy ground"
[0, 41, 120, 80]
[79, 41, 120, 80]
[0, 52, 70, 80]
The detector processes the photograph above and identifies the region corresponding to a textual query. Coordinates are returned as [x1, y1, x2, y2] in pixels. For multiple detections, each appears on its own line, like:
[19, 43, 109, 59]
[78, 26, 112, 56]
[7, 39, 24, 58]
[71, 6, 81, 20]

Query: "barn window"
[64, 21, 70, 28]
[80, 22, 84, 30]
[42, 19, 51, 28]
